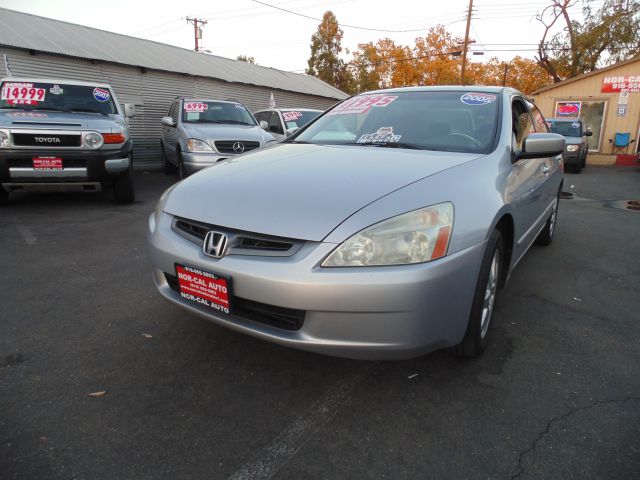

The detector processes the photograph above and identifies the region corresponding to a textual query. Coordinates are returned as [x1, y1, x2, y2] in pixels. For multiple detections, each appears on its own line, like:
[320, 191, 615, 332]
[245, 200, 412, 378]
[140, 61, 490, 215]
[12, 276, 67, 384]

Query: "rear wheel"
[114, 157, 135, 204]
[582, 150, 587, 169]
[161, 142, 177, 175]
[452, 229, 503, 358]
[535, 188, 560, 246]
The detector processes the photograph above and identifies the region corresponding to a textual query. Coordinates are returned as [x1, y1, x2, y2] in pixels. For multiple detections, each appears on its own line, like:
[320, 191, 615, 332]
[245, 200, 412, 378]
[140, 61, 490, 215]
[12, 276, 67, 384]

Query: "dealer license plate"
[175, 264, 231, 314]
[33, 157, 63, 170]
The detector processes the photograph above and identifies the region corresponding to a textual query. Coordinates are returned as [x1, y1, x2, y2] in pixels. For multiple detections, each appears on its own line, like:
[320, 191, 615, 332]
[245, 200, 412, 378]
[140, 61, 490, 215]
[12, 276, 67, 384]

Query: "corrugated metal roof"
[0, 7, 348, 101]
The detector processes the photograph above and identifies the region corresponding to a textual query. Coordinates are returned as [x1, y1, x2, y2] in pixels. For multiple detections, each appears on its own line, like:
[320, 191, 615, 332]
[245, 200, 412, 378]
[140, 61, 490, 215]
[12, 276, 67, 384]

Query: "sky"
[0, 0, 602, 73]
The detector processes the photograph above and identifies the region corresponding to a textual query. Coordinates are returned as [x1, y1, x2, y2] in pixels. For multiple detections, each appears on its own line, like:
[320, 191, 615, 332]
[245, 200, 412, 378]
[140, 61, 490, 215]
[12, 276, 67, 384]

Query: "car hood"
[0, 110, 126, 131]
[164, 144, 483, 241]
[563, 137, 582, 145]
[182, 123, 269, 146]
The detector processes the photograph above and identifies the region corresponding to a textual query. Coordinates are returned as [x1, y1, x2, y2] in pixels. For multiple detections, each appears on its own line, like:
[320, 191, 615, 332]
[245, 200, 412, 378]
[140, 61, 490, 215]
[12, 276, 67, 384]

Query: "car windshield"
[548, 120, 582, 137]
[282, 110, 321, 130]
[0, 81, 117, 114]
[292, 91, 499, 153]
[182, 101, 256, 125]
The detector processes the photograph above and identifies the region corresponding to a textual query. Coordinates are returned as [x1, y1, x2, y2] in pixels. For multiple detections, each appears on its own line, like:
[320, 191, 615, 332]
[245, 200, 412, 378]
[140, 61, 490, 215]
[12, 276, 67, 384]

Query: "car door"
[509, 97, 548, 259]
[268, 111, 286, 141]
[164, 101, 179, 162]
[528, 101, 562, 210]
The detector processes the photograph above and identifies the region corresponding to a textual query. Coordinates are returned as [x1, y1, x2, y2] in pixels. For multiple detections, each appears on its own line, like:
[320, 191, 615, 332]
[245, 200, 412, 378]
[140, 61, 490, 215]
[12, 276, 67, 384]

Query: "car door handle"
[542, 165, 550, 175]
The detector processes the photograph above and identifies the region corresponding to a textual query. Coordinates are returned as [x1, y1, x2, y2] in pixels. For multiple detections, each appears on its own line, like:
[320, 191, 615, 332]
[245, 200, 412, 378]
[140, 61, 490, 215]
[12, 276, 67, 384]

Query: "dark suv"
[547, 118, 592, 173]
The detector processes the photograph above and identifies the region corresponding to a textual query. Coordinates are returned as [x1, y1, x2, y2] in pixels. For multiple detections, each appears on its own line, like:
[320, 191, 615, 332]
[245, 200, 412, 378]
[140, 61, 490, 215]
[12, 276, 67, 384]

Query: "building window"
[554, 100, 607, 152]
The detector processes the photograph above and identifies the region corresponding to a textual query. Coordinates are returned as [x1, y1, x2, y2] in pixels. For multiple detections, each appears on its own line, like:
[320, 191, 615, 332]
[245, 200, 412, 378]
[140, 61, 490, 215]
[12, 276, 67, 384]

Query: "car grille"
[164, 273, 305, 331]
[214, 140, 260, 154]
[12, 133, 82, 147]
[173, 217, 302, 257]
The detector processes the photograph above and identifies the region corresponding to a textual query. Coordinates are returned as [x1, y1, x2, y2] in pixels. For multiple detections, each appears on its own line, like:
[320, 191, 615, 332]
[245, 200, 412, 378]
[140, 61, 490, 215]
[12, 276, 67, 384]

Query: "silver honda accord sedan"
[147, 86, 565, 360]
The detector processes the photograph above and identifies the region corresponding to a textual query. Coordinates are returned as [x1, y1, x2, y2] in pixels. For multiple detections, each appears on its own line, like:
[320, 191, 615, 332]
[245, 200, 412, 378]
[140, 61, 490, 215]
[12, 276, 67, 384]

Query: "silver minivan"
[160, 98, 275, 177]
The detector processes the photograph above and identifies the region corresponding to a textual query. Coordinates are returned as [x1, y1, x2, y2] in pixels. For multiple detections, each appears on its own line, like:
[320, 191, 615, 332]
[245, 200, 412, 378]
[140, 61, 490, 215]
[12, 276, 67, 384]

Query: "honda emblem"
[203, 231, 229, 258]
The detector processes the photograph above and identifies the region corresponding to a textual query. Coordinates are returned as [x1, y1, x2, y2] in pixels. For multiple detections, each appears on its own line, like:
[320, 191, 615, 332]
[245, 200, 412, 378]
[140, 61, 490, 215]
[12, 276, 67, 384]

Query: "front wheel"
[177, 149, 186, 180]
[452, 229, 503, 358]
[113, 158, 135, 204]
[162, 142, 177, 175]
[0, 187, 8, 206]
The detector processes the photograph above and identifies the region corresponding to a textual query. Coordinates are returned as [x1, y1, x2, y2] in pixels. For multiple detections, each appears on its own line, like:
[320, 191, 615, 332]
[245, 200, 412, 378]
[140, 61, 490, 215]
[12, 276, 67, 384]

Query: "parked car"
[148, 86, 565, 360]
[160, 98, 275, 178]
[254, 108, 322, 141]
[547, 117, 592, 173]
[0, 77, 135, 205]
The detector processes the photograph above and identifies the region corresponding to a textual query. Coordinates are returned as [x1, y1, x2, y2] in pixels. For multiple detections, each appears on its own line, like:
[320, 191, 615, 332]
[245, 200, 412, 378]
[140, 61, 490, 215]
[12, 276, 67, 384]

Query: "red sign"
[2, 83, 46, 105]
[601, 75, 640, 93]
[555, 102, 581, 117]
[327, 94, 398, 116]
[176, 265, 230, 314]
[33, 157, 63, 170]
[184, 102, 208, 112]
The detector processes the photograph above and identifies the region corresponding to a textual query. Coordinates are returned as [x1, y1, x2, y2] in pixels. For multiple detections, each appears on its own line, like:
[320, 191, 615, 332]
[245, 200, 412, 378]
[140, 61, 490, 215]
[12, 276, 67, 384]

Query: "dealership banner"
[601, 75, 640, 93]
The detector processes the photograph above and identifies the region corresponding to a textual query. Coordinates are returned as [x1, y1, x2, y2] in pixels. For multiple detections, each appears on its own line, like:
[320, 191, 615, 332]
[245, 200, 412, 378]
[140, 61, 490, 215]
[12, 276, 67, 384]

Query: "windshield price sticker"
[2, 83, 46, 105]
[283, 111, 303, 122]
[176, 265, 230, 314]
[93, 87, 110, 102]
[33, 157, 63, 170]
[358, 126, 401, 144]
[327, 94, 398, 116]
[184, 102, 208, 113]
[461, 92, 496, 105]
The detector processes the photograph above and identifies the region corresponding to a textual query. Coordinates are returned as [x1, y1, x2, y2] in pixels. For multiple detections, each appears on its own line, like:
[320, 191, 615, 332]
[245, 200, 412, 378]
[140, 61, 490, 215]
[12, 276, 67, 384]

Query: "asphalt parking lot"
[1, 165, 639, 480]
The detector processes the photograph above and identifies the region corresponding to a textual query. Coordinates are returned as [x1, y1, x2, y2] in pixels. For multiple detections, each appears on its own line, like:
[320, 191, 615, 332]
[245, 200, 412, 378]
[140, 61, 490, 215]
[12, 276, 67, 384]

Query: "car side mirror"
[515, 133, 565, 161]
[259, 120, 269, 130]
[585, 130, 593, 137]
[124, 103, 136, 118]
[161, 116, 175, 127]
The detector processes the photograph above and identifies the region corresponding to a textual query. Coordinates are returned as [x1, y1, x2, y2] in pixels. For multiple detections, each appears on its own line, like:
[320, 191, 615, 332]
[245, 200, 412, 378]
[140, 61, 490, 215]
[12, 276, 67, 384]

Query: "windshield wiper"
[69, 108, 109, 116]
[218, 120, 253, 125]
[347, 141, 426, 150]
[29, 106, 71, 113]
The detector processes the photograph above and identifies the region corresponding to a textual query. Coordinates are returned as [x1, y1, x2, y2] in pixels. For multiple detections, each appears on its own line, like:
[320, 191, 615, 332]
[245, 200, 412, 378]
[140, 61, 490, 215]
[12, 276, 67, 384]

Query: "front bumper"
[562, 151, 581, 165]
[0, 141, 132, 186]
[181, 151, 231, 174]
[147, 211, 486, 360]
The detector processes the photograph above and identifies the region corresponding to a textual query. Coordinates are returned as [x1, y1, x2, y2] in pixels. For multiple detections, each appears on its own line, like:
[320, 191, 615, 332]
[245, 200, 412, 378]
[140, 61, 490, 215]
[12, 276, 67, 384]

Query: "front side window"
[293, 91, 500, 153]
[0, 81, 117, 114]
[182, 101, 256, 126]
[268, 112, 284, 135]
[512, 98, 535, 152]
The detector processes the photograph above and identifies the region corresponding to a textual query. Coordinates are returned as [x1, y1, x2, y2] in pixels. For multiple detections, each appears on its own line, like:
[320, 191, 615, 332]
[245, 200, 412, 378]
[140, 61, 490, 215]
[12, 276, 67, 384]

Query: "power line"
[247, 0, 448, 33]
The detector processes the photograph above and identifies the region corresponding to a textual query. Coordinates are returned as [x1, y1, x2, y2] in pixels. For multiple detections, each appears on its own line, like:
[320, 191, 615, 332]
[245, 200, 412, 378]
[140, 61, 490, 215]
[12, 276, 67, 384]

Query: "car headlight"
[322, 202, 454, 267]
[566, 145, 579, 152]
[150, 184, 178, 232]
[84, 132, 104, 149]
[0, 130, 9, 147]
[186, 138, 213, 152]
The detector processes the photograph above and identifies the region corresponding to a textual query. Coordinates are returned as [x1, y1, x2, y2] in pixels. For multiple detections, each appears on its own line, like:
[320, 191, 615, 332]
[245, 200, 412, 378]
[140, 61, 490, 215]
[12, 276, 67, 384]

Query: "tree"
[471, 56, 552, 94]
[536, 0, 640, 82]
[349, 39, 418, 92]
[412, 26, 465, 86]
[236, 55, 256, 64]
[306, 11, 354, 92]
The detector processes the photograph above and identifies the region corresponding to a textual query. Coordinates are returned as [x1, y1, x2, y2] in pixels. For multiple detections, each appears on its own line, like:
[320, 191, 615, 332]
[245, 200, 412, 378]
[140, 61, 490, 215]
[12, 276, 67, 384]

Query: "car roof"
[360, 85, 511, 95]
[180, 98, 244, 105]
[1, 77, 112, 88]
[255, 108, 323, 113]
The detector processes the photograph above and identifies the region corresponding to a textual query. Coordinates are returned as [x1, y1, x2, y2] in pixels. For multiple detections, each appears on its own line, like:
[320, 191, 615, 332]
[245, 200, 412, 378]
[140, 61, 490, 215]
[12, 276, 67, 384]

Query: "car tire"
[0, 187, 8, 207]
[582, 151, 587, 169]
[452, 229, 503, 358]
[114, 157, 135, 204]
[177, 149, 186, 180]
[161, 142, 177, 175]
[535, 188, 560, 246]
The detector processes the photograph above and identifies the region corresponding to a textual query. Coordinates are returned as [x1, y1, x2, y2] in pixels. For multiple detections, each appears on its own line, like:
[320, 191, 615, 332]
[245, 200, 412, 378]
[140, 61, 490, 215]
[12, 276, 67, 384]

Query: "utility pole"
[186, 17, 207, 52]
[502, 62, 509, 86]
[459, 0, 474, 85]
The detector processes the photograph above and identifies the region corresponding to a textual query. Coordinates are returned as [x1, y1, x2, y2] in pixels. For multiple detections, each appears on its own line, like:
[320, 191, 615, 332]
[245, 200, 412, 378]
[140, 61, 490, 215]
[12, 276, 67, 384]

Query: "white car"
[254, 108, 322, 141]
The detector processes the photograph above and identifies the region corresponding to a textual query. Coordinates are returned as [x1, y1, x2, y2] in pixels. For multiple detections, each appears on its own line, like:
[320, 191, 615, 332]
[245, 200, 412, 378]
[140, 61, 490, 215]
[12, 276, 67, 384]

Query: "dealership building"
[0, 8, 347, 169]
[532, 56, 640, 162]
